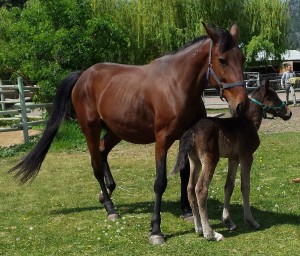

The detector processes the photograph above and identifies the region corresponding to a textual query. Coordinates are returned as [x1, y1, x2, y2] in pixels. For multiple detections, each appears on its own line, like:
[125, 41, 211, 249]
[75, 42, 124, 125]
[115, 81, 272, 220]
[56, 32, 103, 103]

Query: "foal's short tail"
[171, 129, 194, 175]
[8, 70, 83, 184]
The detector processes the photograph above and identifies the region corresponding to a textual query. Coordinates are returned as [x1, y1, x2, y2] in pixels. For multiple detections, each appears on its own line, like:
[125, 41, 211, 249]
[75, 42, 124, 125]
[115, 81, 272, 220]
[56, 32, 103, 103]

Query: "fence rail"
[0, 77, 52, 143]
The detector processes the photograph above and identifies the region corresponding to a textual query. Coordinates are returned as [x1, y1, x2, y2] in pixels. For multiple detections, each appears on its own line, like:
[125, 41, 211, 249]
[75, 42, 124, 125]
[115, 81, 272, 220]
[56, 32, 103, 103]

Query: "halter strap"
[250, 98, 286, 119]
[206, 40, 246, 100]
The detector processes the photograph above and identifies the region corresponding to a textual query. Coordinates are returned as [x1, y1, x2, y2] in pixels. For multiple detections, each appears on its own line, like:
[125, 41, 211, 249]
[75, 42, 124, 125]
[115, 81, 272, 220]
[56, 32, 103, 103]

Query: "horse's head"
[251, 79, 292, 120]
[203, 22, 249, 117]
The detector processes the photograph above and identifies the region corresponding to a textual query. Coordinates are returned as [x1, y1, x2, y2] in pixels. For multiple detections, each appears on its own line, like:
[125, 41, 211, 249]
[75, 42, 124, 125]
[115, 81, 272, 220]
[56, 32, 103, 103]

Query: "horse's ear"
[229, 23, 239, 43]
[202, 22, 218, 44]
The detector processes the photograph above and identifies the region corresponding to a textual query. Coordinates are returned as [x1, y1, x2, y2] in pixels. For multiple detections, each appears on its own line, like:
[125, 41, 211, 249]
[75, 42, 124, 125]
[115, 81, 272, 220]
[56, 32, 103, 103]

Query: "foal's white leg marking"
[240, 156, 260, 230]
[222, 158, 239, 230]
[188, 156, 203, 235]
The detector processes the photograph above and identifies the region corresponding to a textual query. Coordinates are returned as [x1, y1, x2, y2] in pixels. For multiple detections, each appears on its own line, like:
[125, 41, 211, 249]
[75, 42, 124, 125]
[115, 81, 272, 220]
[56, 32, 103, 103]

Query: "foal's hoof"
[181, 211, 194, 223]
[149, 235, 165, 245]
[107, 213, 120, 221]
[205, 232, 224, 241]
[223, 219, 237, 231]
[245, 219, 260, 230]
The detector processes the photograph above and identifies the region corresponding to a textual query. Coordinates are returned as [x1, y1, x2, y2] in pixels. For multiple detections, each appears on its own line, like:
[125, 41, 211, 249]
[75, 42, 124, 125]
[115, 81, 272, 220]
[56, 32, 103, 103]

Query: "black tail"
[8, 70, 83, 184]
[171, 129, 194, 175]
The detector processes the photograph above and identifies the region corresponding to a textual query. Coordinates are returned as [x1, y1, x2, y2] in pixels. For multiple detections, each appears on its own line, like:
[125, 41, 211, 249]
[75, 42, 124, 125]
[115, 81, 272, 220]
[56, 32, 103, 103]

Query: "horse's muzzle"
[235, 102, 249, 117]
[282, 110, 292, 121]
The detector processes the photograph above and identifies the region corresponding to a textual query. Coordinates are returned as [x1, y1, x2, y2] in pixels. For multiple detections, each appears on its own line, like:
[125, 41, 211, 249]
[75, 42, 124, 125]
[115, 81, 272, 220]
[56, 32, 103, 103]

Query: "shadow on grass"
[50, 198, 299, 239]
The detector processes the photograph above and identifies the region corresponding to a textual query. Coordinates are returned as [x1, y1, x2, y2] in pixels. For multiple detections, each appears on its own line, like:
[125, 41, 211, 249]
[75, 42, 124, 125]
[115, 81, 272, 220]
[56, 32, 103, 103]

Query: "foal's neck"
[247, 95, 264, 131]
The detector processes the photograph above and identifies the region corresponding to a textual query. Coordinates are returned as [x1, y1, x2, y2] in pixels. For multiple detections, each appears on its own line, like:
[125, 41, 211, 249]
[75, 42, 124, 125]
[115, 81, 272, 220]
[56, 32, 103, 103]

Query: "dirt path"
[0, 129, 41, 147]
[0, 106, 299, 148]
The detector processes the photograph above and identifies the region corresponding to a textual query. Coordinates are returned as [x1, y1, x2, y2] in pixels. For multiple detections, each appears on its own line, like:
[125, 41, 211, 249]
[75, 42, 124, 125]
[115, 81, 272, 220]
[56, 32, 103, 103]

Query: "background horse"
[9, 22, 249, 245]
[172, 79, 292, 241]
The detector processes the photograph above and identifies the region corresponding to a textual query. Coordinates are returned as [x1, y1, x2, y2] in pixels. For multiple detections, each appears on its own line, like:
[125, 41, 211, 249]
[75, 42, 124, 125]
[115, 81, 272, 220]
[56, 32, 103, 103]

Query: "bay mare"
[9, 23, 249, 245]
[172, 79, 292, 241]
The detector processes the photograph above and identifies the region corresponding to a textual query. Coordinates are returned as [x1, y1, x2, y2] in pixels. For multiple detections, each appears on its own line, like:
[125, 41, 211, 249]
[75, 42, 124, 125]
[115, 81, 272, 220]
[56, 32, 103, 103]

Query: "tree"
[0, 0, 129, 102]
[0, 0, 27, 8]
[0, 0, 291, 102]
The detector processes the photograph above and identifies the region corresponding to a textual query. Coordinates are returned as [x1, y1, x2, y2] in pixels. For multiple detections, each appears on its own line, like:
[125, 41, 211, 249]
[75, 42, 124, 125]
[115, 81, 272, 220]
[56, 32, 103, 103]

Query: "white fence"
[0, 77, 52, 143]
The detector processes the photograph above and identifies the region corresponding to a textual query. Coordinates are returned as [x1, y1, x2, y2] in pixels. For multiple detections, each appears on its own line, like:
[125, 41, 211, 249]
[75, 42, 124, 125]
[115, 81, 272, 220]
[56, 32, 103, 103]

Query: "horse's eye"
[218, 58, 227, 66]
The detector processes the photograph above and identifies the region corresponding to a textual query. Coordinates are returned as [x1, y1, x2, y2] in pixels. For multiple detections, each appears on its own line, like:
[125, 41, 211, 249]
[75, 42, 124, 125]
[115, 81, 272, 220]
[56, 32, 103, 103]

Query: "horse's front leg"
[222, 158, 239, 230]
[240, 155, 260, 229]
[149, 138, 171, 245]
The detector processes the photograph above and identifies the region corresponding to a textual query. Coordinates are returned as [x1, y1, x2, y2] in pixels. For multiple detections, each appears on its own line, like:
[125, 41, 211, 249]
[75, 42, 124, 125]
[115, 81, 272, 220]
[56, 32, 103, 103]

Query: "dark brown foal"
[172, 80, 292, 241]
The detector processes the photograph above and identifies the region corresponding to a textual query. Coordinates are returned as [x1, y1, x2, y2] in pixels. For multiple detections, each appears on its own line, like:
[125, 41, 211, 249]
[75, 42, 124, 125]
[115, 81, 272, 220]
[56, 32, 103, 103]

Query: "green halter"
[250, 98, 286, 119]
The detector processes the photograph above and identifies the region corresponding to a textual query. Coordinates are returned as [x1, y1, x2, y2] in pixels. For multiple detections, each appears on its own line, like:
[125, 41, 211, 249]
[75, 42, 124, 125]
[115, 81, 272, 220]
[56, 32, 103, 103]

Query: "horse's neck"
[170, 40, 210, 98]
[247, 97, 264, 131]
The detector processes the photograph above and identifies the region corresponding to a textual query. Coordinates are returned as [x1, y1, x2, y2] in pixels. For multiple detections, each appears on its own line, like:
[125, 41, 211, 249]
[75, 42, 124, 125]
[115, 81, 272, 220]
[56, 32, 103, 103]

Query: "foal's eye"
[218, 58, 227, 66]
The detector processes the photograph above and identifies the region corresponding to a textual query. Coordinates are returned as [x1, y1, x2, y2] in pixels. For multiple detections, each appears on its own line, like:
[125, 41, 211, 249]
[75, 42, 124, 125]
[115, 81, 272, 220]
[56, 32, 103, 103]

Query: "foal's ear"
[261, 79, 270, 90]
[229, 23, 239, 43]
[259, 79, 269, 94]
[202, 22, 218, 44]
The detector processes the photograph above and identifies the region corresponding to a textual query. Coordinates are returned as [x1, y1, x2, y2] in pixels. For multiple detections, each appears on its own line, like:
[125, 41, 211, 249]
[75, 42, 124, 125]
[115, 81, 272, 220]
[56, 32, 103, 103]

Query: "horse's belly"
[106, 121, 156, 144]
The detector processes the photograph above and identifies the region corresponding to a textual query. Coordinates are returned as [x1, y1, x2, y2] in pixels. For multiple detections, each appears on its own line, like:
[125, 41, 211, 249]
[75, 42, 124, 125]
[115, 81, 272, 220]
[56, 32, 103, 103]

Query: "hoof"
[181, 212, 194, 223]
[107, 213, 120, 221]
[149, 235, 165, 245]
[223, 217, 237, 231]
[205, 232, 224, 241]
[245, 219, 260, 230]
[215, 232, 225, 241]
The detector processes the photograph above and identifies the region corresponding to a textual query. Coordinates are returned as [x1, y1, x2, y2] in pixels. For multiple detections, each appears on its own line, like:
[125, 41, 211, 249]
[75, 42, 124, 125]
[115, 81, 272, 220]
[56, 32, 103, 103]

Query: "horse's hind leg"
[222, 158, 239, 230]
[240, 155, 259, 229]
[80, 118, 119, 221]
[98, 130, 121, 204]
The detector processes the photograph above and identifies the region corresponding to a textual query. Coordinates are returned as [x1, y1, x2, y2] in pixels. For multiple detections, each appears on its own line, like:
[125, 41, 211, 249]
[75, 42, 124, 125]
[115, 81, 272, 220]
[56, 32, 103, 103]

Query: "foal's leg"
[98, 131, 121, 204]
[197, 154, 223, 241]
[222, 158, 239, 230]
[180, 160, 193, 220]
[240, 155, 260, 229]
[187, 153, 202, 235]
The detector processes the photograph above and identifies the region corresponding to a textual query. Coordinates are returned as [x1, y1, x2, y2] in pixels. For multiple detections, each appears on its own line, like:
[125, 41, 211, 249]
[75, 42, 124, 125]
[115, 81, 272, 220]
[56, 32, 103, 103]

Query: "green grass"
[0, 122, 299, 255]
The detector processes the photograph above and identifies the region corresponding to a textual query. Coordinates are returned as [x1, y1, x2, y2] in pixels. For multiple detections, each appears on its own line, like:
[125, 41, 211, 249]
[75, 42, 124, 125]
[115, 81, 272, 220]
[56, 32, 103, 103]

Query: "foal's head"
[203, 23, 249, 117]
[252, 79, 292, 120]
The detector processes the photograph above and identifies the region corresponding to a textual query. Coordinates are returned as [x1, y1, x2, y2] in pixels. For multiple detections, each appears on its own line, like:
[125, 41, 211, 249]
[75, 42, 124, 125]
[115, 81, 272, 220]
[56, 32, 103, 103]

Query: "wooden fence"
[0, 77, 52, 143]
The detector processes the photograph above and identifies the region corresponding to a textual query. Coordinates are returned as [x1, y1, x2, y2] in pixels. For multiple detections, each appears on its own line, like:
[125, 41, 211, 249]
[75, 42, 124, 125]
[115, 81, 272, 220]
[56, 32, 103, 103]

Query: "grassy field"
[0, 123, 299, 255]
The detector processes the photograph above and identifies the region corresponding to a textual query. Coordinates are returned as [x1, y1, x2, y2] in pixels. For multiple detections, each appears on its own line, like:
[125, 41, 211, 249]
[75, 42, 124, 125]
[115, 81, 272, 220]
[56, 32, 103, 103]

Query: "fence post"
[0, 79, 5, 111]
[17, 77, 29, 143]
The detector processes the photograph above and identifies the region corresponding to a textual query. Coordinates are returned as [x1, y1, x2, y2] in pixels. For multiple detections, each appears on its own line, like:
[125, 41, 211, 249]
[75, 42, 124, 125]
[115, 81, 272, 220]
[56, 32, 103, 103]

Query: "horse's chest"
[218, 132, 238, 158]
